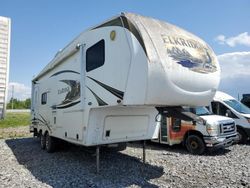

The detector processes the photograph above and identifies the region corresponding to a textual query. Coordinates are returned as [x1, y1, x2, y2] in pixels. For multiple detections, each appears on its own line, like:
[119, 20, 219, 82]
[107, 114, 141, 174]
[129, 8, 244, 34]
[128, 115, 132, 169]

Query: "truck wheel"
[45, 133, 56, 153]
[185, 135, 205, 155]
[237, 129, 247, 144]
[40, 133, 46, 150]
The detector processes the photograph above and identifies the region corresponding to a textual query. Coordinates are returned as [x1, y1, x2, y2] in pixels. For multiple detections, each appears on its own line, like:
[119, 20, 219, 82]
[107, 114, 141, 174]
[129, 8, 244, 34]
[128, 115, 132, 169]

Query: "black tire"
[185, 135, 205, 155]
[237, 128, 247, 144]
[104, 143, 127, 152]
[33, 129, 38, 137]
[116, 143, 127, 151]
[45, 133, 56, 153]
[40, 133, 46, 150]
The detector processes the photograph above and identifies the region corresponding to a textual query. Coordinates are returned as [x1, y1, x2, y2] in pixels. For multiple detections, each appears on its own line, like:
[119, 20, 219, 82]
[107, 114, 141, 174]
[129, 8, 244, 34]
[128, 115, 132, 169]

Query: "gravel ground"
[0, 133, 249, 187]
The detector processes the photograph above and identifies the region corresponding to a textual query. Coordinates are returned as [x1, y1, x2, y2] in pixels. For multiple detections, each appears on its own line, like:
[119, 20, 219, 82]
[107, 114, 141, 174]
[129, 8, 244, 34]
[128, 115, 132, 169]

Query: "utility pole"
[11, 85, 14, 109]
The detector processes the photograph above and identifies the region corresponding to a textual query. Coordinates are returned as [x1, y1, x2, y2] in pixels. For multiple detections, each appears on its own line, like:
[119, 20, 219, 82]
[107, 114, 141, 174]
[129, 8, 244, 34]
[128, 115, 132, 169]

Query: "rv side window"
[41, 92, 47, 105]
[86, 39, 105, 72]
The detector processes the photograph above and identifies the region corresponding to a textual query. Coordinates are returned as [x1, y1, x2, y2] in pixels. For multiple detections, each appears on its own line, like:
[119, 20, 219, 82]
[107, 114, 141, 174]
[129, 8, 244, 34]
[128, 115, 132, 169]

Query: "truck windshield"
[195, 107, 211, 116]
[224, 99, 250, 114]
[183, 106, 211, 116]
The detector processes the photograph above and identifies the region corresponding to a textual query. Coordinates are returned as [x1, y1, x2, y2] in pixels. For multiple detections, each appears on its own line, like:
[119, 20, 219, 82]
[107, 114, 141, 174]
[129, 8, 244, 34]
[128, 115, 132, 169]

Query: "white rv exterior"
[31, 13, 220, 151]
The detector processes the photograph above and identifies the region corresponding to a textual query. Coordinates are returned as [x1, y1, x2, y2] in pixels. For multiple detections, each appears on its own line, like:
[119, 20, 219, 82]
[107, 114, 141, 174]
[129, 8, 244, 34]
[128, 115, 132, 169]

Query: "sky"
[0, 0, 250, 100]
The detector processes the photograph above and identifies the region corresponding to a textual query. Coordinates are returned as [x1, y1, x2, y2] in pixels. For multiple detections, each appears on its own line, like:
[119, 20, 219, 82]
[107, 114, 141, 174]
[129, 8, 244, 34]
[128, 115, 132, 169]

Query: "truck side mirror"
[225, 109, 233, 117]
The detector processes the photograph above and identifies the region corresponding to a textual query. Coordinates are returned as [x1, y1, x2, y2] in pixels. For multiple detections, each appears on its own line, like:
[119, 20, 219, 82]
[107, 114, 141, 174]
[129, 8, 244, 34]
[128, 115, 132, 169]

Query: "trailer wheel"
[237, 128, 247, 144]
[116, 143, 127, 151]
[45, 133, 56, 153]
[185, 135, 205, 155]
[40, 133, 46, 150]
[104, 143, 127, 152]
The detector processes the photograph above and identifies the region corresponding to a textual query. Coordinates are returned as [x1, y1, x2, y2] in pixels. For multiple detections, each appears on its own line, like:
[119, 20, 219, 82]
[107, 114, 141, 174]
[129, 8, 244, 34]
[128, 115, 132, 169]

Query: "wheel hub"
[190, 141, 198, 149]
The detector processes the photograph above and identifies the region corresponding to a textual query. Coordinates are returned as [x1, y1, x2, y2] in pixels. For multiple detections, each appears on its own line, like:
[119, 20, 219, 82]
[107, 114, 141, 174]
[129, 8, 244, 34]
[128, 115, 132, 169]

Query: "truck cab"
[153, 106, 238, 154]
[209, 91, 250, 144]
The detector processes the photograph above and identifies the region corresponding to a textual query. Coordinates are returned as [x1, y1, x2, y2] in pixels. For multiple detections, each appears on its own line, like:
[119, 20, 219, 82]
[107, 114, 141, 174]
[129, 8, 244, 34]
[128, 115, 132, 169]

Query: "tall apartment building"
[0, 16, 11, 119]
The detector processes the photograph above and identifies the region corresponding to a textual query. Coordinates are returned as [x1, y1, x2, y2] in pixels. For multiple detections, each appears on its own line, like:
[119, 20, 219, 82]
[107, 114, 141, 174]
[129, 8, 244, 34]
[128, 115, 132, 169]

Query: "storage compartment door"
[103, 115, 149, 141]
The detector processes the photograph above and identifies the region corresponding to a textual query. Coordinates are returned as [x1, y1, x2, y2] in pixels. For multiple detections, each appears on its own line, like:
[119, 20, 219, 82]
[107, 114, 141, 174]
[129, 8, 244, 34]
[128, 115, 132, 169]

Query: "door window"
[41, 92, 47, 105]
[211, 101, 220, 114]
[211, 101, 238, 118]
[172, 118, 181, 132]
[211, 101, 228, 116]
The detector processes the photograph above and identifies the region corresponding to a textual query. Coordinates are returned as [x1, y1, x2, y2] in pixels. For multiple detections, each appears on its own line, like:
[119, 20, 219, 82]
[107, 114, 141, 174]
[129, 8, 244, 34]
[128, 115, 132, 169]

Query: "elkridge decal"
[58, 87, 70, 94]
[162, 35, 204, 50]
[162, 34, 217, 74]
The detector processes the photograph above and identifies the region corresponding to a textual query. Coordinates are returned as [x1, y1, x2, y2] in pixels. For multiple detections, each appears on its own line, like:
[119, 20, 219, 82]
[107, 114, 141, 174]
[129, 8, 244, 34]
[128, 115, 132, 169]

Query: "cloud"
[8, 82, 31, 101]
[215, 32, 250, 47]
[215, 35, 225, 45]
[217, 51, 250, 98]
[217, 51, 250, 79]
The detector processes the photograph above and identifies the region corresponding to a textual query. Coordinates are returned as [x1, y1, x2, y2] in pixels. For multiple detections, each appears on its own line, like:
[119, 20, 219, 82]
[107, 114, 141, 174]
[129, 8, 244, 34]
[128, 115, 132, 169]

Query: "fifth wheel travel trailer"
[30, 12, 220, 172]
[209, 91, 250, 144]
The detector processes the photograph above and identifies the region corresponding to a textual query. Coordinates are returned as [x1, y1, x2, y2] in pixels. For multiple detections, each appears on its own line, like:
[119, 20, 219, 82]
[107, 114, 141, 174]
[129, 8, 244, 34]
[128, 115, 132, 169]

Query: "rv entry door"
[32, 84, 39, 120]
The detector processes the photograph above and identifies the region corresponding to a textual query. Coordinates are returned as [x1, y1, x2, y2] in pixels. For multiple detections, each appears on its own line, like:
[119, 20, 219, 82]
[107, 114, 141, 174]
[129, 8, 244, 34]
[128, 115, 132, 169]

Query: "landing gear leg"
[96, 146, 100, 174]
[143, 140, 146, 164]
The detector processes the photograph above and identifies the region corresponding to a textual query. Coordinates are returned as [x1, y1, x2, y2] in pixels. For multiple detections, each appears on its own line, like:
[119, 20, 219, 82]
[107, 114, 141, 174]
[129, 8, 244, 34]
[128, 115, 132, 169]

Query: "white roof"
[32, 13, 122, 82]
[33, 12, 219, 84]
[214, 91, 235, 101]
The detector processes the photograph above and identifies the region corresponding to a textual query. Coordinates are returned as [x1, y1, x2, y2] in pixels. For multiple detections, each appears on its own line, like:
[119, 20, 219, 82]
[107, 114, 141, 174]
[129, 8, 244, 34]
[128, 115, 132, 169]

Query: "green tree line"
[7, 98, 31, 109]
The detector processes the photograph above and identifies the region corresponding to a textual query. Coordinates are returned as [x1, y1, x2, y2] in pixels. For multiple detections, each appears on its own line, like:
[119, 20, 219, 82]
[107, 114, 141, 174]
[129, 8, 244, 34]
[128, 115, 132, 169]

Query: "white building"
[0, 16, 11, 118]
